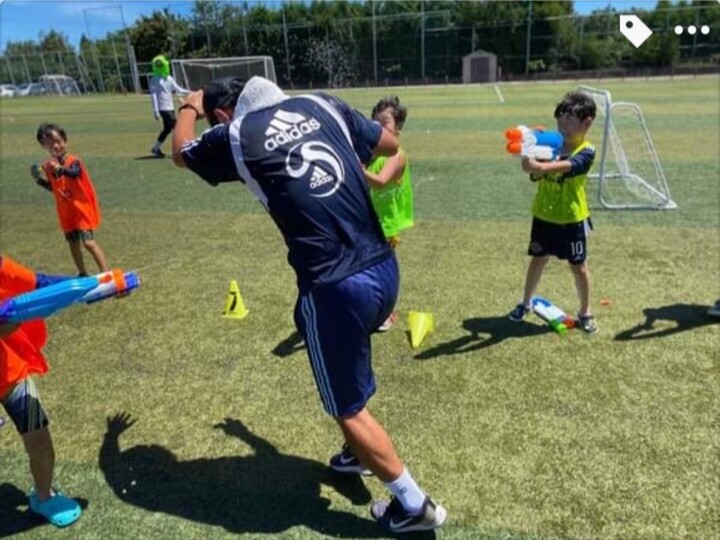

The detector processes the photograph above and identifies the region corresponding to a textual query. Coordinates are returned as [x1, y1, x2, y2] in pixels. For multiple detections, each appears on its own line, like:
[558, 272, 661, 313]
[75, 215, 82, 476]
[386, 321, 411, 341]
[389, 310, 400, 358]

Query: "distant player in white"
[149, 55, 190, 158]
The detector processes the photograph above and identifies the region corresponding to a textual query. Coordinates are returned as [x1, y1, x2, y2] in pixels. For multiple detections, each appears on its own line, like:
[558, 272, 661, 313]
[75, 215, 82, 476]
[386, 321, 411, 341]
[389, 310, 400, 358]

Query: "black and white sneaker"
[329, 444, 372, 476]
[151, 147, 165, 158]
[371, 496, 447, 533]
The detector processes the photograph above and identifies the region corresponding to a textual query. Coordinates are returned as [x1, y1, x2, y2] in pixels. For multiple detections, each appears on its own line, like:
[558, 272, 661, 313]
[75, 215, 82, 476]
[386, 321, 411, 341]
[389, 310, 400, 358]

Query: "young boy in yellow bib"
[364, 96, 413, 332]
[508, 91, 598, 333]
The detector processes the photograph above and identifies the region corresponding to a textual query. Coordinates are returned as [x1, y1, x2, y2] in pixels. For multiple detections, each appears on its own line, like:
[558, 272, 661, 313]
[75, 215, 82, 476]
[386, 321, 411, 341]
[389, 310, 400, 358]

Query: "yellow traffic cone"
[223, 280, 249, 319]
[408, 310, 434, 349]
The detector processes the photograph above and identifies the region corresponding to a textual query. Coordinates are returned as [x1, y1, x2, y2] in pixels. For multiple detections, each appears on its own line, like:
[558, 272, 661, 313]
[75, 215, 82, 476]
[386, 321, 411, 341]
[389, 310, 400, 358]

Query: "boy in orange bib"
[31, 123, 109, 276]
[0, 255, 82, 527]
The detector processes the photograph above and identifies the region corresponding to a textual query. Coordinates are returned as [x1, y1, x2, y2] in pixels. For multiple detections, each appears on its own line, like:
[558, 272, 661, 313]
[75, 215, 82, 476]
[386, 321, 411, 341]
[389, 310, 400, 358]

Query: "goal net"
[579, 86, 676, 210]
[171, 56, 277, 91]
[39, 75, 82, 96]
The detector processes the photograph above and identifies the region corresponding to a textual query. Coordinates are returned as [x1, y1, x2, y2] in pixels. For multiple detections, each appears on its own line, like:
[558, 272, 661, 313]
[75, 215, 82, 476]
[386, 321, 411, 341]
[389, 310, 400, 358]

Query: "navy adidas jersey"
[181, 92, 393, 292]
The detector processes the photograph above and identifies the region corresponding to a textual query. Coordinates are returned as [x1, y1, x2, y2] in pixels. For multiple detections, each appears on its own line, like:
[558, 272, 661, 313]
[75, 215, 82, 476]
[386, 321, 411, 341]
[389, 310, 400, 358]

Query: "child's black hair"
[554, 91, 596, 121]
[36, 123, 67, 143]
[371, 96, 407, 131]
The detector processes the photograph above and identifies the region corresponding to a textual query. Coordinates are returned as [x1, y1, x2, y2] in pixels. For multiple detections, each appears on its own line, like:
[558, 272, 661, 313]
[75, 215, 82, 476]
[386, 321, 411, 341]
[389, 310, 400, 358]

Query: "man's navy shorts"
[294, 255, 399, 418]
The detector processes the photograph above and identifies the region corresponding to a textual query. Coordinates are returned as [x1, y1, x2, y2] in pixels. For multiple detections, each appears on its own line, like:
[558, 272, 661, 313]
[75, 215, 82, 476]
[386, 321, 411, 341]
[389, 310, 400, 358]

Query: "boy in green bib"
[508, 91, 599, 333]
[365, 96, 413, 332]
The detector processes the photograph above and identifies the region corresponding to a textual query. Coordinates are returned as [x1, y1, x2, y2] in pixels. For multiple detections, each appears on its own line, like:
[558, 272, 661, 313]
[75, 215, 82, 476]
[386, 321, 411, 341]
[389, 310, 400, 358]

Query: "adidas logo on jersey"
[309, 166, 334, 190]
[264, 110, 321, 151]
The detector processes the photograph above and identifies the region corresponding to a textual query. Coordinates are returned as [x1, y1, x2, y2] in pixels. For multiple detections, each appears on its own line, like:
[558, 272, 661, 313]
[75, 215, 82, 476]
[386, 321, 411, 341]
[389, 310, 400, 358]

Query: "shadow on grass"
[133, 155, 166, 161]
[614, 303, 720, 341]
[272, 330, 306, 358]
[415, 316, 550, 360]
[99, 413, 401, 538]
[0, 483, 89, 538]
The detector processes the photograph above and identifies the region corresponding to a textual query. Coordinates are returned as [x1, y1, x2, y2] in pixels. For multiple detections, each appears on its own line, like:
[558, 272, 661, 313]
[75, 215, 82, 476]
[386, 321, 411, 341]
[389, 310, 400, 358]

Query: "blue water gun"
[505, 125, 564, 161]
[0, 270, 140, 324]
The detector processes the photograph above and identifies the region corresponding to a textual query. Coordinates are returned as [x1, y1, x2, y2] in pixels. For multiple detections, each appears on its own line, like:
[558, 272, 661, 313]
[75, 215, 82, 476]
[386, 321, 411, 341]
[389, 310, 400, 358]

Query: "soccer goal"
[39, 75, 82, 96]
[171, 56, 277, 90]
[579, 85, 677, 210]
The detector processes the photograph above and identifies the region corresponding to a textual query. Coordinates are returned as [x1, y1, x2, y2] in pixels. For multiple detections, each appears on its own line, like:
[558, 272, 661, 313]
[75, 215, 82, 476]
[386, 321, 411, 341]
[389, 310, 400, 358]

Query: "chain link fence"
[1, 4, 718, 92]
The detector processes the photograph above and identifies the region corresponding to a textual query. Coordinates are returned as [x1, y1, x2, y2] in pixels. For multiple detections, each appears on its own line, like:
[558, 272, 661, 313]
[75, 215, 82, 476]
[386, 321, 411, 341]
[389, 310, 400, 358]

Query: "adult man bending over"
[171, 76, 446, 534]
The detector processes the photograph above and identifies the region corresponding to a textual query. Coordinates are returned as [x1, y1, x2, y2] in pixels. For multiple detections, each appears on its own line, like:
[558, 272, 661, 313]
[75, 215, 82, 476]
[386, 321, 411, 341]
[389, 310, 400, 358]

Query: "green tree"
[38, 30, 72, 52]
[4, 40, 38, 56]
[129, 10, 189, 62]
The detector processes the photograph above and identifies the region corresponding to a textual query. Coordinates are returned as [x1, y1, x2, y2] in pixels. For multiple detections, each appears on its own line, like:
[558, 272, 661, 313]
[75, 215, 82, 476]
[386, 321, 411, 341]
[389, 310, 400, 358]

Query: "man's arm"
[373, 127, 399, 158]
[171, 92, 240, 186]
[315, 93, 398, 163]
[172, 91, 205, 168]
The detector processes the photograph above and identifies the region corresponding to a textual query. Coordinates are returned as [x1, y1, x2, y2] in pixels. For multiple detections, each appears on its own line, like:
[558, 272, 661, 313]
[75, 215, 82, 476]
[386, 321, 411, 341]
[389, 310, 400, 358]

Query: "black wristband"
[179, 103, 200, 118]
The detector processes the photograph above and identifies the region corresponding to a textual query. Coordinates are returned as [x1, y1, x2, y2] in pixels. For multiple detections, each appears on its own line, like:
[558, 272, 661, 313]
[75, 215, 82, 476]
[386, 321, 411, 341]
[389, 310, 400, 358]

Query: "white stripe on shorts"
[301, 294, 338, 416]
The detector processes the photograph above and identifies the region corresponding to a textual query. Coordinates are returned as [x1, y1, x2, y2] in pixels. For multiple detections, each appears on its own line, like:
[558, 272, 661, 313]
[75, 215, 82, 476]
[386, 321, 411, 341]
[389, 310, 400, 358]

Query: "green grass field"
[0, 78, 718, 540]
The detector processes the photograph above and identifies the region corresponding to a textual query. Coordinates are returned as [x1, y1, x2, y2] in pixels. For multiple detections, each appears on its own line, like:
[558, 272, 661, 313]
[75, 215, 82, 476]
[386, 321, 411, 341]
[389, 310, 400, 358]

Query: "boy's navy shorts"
[528, 217, 592, 265]
[294, 255, 399, 418]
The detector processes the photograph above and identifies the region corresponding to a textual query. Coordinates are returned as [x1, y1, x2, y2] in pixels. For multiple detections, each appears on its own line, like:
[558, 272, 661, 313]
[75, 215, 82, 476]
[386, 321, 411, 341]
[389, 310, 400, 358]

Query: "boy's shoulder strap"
[571, 140, 594, 157]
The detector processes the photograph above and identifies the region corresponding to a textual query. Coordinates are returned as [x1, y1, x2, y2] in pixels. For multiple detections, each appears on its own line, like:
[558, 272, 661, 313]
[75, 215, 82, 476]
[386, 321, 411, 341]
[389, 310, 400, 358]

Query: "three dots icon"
[674, 25, 711, 35]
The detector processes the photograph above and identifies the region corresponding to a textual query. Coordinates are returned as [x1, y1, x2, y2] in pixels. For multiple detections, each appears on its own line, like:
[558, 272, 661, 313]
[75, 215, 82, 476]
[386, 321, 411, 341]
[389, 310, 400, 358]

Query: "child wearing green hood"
[149, 55, 190, 158]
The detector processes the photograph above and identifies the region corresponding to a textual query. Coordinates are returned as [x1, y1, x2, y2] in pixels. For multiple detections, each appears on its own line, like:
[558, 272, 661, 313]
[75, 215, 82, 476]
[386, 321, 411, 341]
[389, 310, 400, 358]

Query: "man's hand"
[180, 91, 205, 120]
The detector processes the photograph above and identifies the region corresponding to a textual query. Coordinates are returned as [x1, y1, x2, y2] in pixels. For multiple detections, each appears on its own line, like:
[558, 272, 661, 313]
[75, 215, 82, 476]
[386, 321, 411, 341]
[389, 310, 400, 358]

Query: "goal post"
[39, 75, 82, 96]
[579, 85, 677, 210]
[171, 56, 277, 90]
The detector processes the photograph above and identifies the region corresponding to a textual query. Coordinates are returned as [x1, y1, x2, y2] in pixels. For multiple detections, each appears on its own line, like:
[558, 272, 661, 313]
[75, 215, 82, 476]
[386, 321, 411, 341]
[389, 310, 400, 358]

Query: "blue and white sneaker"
[371, 496, 447, 533]
[329, 444, 372, 476]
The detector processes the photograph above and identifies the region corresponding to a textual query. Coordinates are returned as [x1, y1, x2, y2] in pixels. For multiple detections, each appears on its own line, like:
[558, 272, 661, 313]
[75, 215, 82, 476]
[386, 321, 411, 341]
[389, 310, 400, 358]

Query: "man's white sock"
[384, 467, 426, 515]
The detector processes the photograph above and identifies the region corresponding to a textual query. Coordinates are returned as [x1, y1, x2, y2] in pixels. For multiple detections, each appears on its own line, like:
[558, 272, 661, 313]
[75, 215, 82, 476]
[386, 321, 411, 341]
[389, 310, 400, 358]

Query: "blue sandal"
[29, 488, 82, 527]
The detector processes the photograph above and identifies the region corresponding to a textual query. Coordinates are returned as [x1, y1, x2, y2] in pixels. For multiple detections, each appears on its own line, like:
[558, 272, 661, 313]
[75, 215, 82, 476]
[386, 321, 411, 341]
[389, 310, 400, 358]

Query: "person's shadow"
[614, 303, 720, 341]
[0, 483, 88, 538]
[415, 316, 550, 360]
[271, 330, 305, 358]
[133, 155, 166, 160]
[99, 413, 390, 538]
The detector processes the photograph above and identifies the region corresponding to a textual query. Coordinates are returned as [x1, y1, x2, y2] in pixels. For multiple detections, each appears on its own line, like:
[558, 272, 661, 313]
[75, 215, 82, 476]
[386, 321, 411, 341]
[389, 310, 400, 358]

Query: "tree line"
[3, 1, 719, 89]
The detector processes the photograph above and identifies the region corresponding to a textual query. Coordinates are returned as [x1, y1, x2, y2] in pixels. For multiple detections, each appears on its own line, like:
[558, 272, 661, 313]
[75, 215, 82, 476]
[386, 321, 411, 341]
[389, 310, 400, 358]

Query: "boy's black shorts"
[527, 217, 592, 265]
[1, 378, 49, 434]
[65, 229, 94, 242]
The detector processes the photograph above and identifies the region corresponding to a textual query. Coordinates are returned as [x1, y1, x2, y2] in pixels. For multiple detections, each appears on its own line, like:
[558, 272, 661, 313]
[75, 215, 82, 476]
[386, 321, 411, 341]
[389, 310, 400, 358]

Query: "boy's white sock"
[383, 467, 426, 514]
[152, 141, 161, 151]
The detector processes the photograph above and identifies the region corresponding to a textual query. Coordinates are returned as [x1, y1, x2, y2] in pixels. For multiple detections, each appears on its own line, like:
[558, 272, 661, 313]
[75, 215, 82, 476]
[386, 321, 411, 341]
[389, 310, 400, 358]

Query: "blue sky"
[0, 0, 666, 52]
